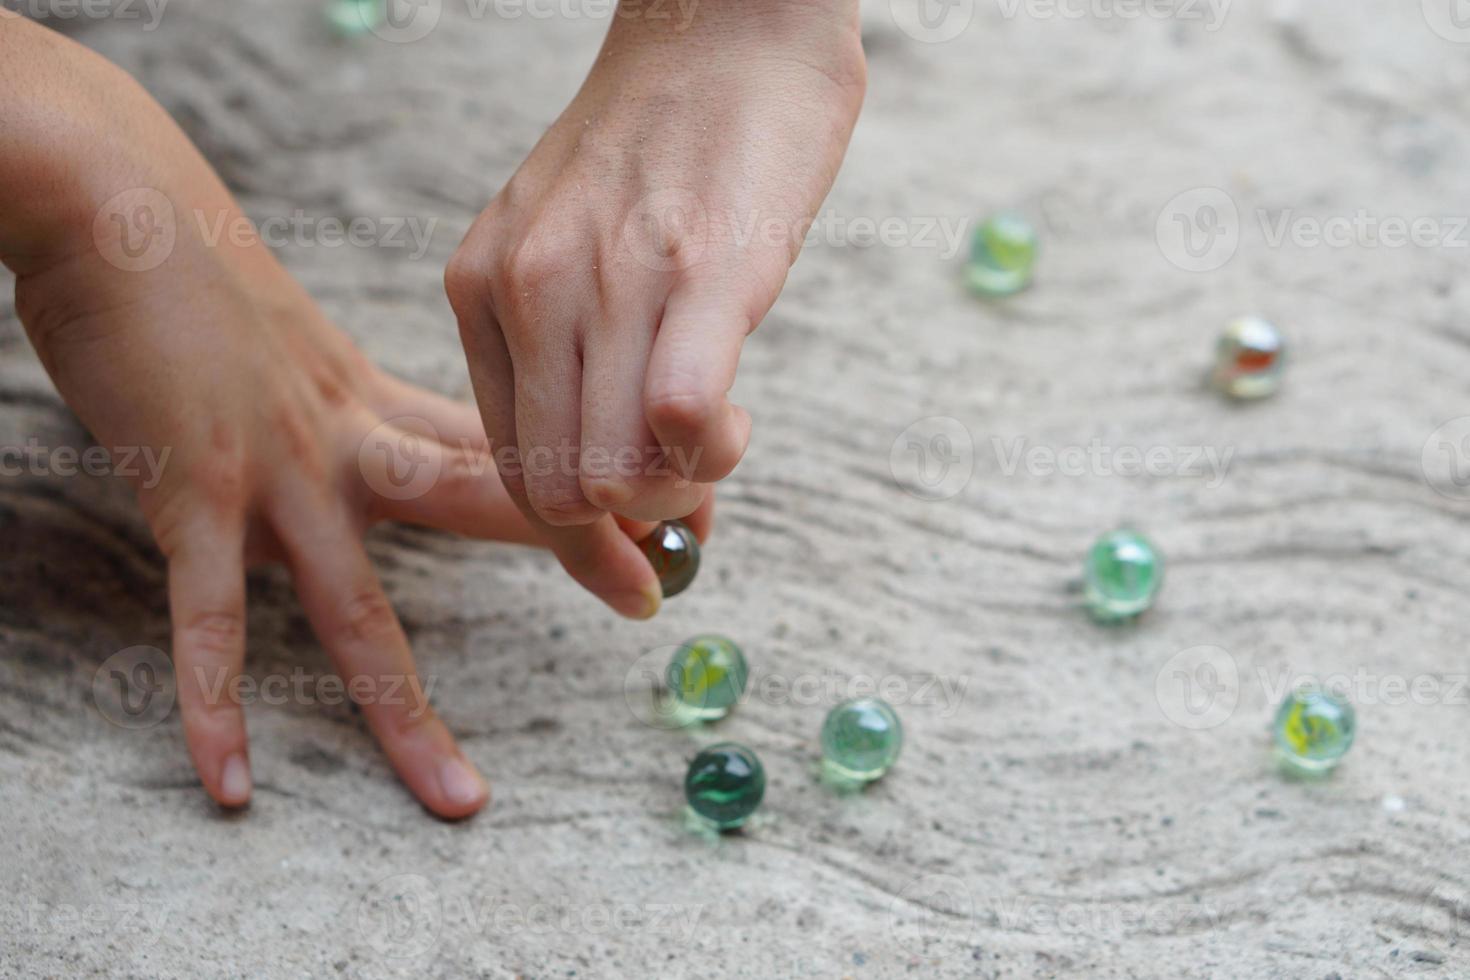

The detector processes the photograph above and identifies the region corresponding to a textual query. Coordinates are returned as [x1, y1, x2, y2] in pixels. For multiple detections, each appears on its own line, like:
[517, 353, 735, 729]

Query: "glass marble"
[821, 698, 903, 782]
[1212, 316, 1285, 399]
[966, 212, 1038, 297]
[1084, 529, 1162, 621]
[325, 0, 383, 35]
[667, 635, 748, 720]
[1273, 687, 1355, 776]
[684, 742, 765, 830]
[640, 520, 700, 598]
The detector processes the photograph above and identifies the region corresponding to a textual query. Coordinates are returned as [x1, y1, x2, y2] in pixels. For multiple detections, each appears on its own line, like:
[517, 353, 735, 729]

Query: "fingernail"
[220, 753, 251, 806]
[438, 757, 489, 809]
[608, 581, 662, 619]
[619, 582, 662, 620]
[641, 583, 662, 618]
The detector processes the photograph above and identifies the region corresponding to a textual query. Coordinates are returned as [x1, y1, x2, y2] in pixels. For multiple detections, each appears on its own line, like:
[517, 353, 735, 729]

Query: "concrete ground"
[3, 0, 1469, 976]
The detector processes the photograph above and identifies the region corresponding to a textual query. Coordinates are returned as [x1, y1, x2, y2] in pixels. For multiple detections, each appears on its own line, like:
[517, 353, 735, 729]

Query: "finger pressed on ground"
[272, 492, 490, 819]
[166, 516, 252, 809]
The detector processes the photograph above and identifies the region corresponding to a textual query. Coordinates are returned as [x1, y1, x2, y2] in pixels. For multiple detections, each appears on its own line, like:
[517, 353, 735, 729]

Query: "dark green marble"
[684, 742, 765, 829]
[641, 520, 700, 598]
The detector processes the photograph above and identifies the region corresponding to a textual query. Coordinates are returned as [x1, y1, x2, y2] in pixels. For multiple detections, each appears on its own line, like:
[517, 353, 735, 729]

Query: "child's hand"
[445, 0, 865, 617]
[20, 223, 548, 816]
[2, 13, 549, 815]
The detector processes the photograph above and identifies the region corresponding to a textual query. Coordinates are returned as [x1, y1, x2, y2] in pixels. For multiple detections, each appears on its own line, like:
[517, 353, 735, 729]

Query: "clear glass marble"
[1273, 686, 1355, 776]
[966, 212, 1037, 297]
[1084, 529, 1162, 621]
[667, 636, 748, 720]
[684, 742, 765, 830]
[1212, 316, 1284, 399]
[821, 698, 903, 782]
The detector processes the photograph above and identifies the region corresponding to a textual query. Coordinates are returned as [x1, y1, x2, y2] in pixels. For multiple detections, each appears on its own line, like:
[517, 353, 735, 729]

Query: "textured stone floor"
[3, 1, 1470, 977]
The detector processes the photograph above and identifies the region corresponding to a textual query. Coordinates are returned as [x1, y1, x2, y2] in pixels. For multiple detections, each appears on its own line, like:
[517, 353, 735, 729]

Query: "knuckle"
[645, 385, 718, 437]
[194, 460, 249, 515]
[383, 699, 440, 742]
[497, 228, 569, 309]
[179, 610, 246, 656]
[444, 249, 488, 317]
[336, 589, 402, 647]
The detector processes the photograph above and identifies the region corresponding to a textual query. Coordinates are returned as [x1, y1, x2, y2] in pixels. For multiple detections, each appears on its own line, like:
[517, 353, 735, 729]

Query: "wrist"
[598, 0, 865, 105]
[607, 0, 863, 59]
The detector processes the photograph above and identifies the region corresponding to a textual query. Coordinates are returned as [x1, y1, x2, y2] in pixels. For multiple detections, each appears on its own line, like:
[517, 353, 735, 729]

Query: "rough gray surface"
[3, 1, 1470, 977]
